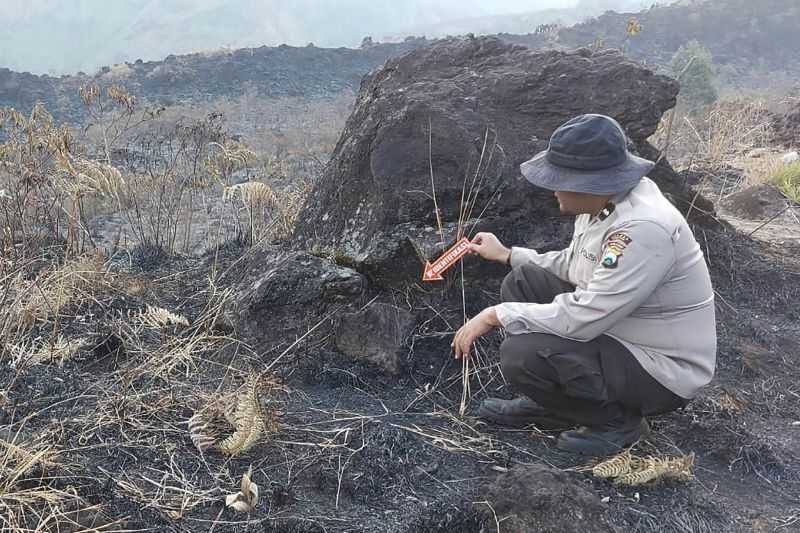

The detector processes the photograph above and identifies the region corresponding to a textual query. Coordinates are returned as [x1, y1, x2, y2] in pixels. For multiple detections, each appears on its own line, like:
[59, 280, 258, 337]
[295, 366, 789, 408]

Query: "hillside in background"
[0, 0, 800, 128]
[0, 1, 655, 75]
[504, 0, 800, 79]
[1, 0, 799, 127]
[0, 41, 425, 126]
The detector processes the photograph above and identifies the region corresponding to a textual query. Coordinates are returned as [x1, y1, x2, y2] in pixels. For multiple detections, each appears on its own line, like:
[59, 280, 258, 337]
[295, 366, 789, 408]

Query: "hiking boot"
[476, 397, 574, 429]
[556, 415, 650, 456]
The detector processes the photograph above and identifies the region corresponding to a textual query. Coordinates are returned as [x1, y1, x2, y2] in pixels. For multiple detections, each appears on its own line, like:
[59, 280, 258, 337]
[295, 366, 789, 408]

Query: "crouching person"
[452, 114, 717, 456]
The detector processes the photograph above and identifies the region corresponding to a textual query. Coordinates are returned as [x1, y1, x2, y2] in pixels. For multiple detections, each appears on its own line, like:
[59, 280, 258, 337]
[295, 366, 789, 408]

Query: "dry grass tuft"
[223, 181, 278, 207]
[768, 161, 800, 204]
[0, 432, 86, 531]
[687, 99, 773, 167]
[651, 97, 773, 170]
[4, 252, 107, 340]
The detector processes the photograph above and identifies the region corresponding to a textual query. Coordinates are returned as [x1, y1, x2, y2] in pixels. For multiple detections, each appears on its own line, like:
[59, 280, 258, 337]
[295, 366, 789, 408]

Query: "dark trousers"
[499, 263, 687, 427]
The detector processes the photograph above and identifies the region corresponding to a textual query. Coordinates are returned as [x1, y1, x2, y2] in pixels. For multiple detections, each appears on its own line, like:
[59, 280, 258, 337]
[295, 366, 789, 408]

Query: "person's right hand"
[468, 232, 510, 264]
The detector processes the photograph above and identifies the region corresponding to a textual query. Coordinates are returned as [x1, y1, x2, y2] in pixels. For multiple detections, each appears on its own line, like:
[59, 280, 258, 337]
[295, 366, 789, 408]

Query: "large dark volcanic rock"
[231, 248, 366, 347]
[293, 36, 694, 288]
[335, 303, 416, 375]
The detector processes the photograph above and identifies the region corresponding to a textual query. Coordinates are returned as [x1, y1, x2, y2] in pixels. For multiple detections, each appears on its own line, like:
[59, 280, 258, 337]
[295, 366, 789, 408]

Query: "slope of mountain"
[504, 0, 800, 73]
[0, 0, 578, 75]
[0, 40, 426, 125]
[2, 0, 798, 127]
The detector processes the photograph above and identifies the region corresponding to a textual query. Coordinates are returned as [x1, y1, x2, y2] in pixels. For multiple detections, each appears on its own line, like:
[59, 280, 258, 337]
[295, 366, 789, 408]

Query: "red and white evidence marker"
[422, 237, 472, 282]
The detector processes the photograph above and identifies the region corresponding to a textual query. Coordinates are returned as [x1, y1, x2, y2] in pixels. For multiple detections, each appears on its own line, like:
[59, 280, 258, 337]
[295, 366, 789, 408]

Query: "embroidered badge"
[601, 232, 632, 269]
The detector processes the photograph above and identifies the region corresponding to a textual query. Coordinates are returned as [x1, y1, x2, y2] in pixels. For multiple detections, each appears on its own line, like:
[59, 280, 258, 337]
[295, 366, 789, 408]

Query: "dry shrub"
[206, 141, 258, 185]
[0, 104, 81, 253]
[272, 182, 309, 240]
[2, 87, 320, 261]
[222, 180, 309, 242]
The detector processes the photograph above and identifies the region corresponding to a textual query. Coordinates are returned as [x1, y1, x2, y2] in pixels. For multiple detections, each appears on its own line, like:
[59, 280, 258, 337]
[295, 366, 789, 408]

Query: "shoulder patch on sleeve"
[601, 232, 632, 269]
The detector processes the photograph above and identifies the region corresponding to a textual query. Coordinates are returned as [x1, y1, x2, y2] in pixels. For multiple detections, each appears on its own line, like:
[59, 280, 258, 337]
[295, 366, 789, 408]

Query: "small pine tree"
[670, 40, 718, 110]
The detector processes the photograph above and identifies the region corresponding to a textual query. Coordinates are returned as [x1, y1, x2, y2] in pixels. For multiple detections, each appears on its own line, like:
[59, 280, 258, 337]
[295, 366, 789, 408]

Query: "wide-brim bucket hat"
[520, 114, 655, 195]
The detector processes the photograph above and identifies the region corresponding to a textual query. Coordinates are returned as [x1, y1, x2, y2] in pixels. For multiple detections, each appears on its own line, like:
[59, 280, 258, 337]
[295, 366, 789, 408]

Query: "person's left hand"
[452, 307, 501, 359]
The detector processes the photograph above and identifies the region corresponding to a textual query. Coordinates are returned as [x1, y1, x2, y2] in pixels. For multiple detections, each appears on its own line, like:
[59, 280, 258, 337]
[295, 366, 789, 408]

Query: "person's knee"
[501, 263, 552, 303]
[500, 270, 516, 303]
[499, 336, 525, 379]
[500, 334, 548, 384]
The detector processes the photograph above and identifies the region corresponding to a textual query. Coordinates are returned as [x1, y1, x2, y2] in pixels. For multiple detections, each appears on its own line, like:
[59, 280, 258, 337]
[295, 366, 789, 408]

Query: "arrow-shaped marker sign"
[422, 237, 472, 282]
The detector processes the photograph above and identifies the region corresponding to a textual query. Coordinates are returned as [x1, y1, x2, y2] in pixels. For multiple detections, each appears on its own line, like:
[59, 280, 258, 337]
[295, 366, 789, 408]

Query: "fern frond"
[592, 450, 643, 479]
[56, 155, 125, 199]
[611, 453, 695, 486]
[187, 413, 217, 452]
[139, 305, 190, 328]
[30, 335, 86, 366]
[614, 465, 661, 486]
[218, 377, 264, 456]
[107, 85, 135, 112]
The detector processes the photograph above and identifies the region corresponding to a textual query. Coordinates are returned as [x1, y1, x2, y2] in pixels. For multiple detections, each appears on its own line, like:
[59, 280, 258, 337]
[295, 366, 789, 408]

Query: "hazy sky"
[0, 1, 648, 75]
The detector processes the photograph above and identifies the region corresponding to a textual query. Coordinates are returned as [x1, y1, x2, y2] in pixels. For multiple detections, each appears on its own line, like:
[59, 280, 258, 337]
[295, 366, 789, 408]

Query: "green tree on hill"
[670, 40, 718, 111]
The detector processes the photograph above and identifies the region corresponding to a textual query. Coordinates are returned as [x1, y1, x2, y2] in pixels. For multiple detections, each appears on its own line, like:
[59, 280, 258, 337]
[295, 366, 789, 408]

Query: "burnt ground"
[2, 213, 800, 533]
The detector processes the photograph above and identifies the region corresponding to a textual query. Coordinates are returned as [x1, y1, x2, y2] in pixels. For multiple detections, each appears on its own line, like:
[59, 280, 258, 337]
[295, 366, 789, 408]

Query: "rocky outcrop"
[293, 36, 697, 288]
[335, 303, 416, 375]
[720, 184, 790, 220]
[231, 248, 366, 348]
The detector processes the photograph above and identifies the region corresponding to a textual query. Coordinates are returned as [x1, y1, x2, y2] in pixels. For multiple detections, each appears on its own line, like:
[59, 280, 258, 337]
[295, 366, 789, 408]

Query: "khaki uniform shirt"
[495, 177, 717, 399]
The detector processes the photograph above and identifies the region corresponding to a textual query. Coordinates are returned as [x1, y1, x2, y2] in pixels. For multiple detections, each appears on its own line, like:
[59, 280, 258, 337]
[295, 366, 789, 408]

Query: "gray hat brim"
[520, 150, 655, 195]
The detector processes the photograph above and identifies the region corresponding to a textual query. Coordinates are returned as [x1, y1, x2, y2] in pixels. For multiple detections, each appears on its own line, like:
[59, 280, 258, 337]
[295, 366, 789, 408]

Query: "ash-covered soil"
[2, 221, 800, 532]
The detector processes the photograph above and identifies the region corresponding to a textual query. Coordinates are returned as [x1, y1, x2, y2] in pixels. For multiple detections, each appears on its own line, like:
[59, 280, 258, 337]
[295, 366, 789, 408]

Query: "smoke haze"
[0, 0, 652, 75]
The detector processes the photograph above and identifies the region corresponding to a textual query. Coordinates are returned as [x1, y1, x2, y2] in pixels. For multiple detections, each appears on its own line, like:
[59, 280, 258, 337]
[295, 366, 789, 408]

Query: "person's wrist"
[503, 247, 512, 266]
[484, 306, 502, 327]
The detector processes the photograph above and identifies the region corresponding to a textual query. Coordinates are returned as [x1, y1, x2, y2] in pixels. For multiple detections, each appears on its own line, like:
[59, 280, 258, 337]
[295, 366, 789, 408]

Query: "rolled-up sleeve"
[496, 221, 676, 341]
